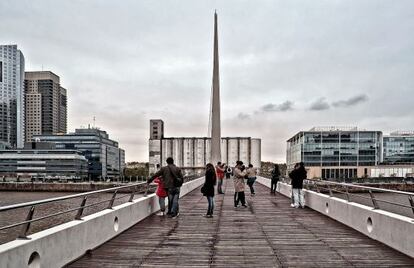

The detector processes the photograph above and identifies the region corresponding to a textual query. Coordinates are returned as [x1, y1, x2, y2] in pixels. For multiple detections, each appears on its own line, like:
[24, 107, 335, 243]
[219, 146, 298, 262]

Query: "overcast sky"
[1, 0, 413, 163]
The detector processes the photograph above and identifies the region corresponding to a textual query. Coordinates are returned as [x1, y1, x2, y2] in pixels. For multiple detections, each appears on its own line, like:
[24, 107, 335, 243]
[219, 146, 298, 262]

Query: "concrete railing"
[256, 176, 414, 259]
[0, 177, 205, 268]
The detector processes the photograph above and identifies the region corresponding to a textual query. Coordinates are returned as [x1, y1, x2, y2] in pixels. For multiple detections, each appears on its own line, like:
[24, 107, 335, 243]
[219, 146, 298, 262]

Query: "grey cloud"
[237, 112, 251, 120]
[309, 98, 330, 111]
[332, 94, 369, 108]
[260, 101, 294, 113]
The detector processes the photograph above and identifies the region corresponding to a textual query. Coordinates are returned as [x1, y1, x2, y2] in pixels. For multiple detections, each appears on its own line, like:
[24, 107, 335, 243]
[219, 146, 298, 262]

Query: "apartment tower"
[24, 71, 67, 142]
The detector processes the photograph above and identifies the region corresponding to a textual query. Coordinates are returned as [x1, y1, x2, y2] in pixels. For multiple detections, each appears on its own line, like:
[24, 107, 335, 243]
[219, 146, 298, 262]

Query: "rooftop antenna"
[41, 64, 44, 71]
[93, 116, 96, 128]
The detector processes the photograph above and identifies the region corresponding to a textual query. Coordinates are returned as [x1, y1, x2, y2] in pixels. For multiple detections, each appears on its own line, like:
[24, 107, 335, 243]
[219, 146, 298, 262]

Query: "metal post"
[315, 183, 320, 193]
[345, 186, 350, 202]
[18, 206, 35, 239]
[408, 195, 414, 216]
[75, 196, 88, 220]
[129, 188, 135, 202]
[368, 190, 380, 209]
[107, 190, 118, 209]
[327, 184, 333, 197]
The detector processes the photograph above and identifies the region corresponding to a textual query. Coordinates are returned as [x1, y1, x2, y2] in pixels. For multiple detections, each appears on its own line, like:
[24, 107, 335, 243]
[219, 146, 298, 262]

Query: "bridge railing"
[303, 179, 414, 217]
[262, 176, 414, 217]
[0, 175, 199, 241]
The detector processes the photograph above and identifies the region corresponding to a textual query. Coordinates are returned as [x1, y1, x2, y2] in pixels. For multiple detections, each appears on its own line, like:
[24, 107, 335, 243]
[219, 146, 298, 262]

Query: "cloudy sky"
[1, 0, 413, 163]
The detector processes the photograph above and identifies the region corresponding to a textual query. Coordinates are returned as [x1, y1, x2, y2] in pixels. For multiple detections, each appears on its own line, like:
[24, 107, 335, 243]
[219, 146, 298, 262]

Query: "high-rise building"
[286, 127, 383, 179]
[383, 131, 414, 164]
[24, 71, 67, 142]
[0, 45, 25, 148]
[58, 86, 67, 134]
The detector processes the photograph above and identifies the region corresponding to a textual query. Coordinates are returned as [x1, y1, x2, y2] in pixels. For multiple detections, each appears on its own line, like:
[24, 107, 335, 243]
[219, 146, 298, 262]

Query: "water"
[0, 191, 143, 244]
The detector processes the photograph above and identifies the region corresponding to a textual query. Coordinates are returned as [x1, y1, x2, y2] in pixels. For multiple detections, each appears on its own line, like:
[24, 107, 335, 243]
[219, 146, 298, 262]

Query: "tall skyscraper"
[210, 11, 222, 165]
[24, 71, 67, 142]
[0, 45, 25, 148]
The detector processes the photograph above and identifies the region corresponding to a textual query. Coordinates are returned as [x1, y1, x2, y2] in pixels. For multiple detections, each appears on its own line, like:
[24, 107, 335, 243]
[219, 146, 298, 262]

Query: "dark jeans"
[206, 196, 214, 215]
[217, 179, 223, 194]
[167, 187, 180, 216]
[247, 177, 256, 194]
[271, 178, 279, 193]
[234, 191, 246, 206]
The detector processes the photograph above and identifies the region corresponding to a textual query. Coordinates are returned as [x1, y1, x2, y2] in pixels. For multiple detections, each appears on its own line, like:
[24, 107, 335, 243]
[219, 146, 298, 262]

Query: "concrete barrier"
[0, 177, 205, 268]
[256, 176, 414, 258]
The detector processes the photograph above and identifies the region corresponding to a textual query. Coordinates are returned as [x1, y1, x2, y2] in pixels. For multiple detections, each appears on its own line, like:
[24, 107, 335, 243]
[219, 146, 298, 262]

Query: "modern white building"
[0, 45, 25, 148]
[149, 120, 261, 174]
[383, 131, 414, 164]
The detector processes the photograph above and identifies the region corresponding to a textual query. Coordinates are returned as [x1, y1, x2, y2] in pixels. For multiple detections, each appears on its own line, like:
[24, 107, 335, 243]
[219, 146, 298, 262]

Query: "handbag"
[168, 165, 183, 187]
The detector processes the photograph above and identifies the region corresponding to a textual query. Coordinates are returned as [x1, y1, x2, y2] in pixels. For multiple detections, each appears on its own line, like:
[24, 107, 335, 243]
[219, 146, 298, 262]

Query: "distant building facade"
[287, 127, 382, 179]
[0, 45, 25, 148]
[383, 131, 414, 164]
[149, 120, 261, 174]
[24, 71, 67, 142]
[0, 149, 88, 179]
[34, 128, 125, 179]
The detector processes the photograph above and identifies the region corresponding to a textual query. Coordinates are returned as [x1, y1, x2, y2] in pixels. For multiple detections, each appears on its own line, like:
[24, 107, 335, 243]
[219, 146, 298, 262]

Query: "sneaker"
[242, 204, 247, 208]
[290, 204, 295, 208]
[172, 213, 179, 219]
[156, 212, 165, 216]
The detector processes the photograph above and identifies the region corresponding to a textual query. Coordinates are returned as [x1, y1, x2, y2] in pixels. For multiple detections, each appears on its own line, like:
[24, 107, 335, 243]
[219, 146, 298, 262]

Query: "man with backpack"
[148, 157, 183, 218]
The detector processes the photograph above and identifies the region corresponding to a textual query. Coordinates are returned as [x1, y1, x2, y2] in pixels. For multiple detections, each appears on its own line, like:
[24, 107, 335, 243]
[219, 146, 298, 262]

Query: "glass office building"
[287, 127, 382, 179]
[383, 132, 414, 164]
[0, 149, 88, 179]
[34, 127, 125, 180]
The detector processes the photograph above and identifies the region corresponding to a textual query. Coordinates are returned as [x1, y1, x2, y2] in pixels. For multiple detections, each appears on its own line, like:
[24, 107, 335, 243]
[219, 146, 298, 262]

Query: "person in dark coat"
[289, 162, 307, 208]
[271, 164, 280, 194]
[148, 157, 183, 218]
[201, 163, 217, 218]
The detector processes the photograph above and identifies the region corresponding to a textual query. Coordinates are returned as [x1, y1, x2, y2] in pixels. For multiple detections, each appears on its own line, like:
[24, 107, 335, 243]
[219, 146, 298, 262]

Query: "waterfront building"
[149, 120, 261, 174]
[0, 149, 88, 180]
[383, 131, 414, 164]
[34, 127, 125, 180]
[0, 45, 25, 148]
[24, 71, 67, 142]
[286, 127, 382, 179]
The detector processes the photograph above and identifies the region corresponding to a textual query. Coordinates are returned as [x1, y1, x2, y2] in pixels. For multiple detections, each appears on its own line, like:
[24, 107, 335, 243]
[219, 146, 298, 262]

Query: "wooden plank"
[68, 180, 414, 267]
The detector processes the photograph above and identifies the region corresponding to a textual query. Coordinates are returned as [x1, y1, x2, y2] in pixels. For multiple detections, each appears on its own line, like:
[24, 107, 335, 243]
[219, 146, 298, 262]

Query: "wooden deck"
[68, 179, 414, 267]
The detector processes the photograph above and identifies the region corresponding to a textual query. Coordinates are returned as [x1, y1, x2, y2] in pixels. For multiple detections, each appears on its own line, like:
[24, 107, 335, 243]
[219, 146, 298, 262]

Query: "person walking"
[148, 157, 184, 218]
[233, 161, 247, 208]
[271, 164, 281, 194]
[201, 163, 217, 218]
[215, 162, 225, 194]
[246, 164, 257, 196]
[289, 162, 307, 208]
[152, 164, 167, 216]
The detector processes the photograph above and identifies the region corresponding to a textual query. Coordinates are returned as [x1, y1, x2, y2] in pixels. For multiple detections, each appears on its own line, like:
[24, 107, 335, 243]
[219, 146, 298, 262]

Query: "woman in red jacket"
[154, 176, 168, 216]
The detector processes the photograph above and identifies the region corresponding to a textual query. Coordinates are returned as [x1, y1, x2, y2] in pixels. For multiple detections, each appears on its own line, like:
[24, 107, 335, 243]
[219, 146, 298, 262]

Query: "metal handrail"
[306, 179, 414, 196]
[312, 185, 414, 210]
[302, 179, 414, 216]
[264, 176, 414, 216]
[0, 182, 146, 212]
[0, 175, 199, 240]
